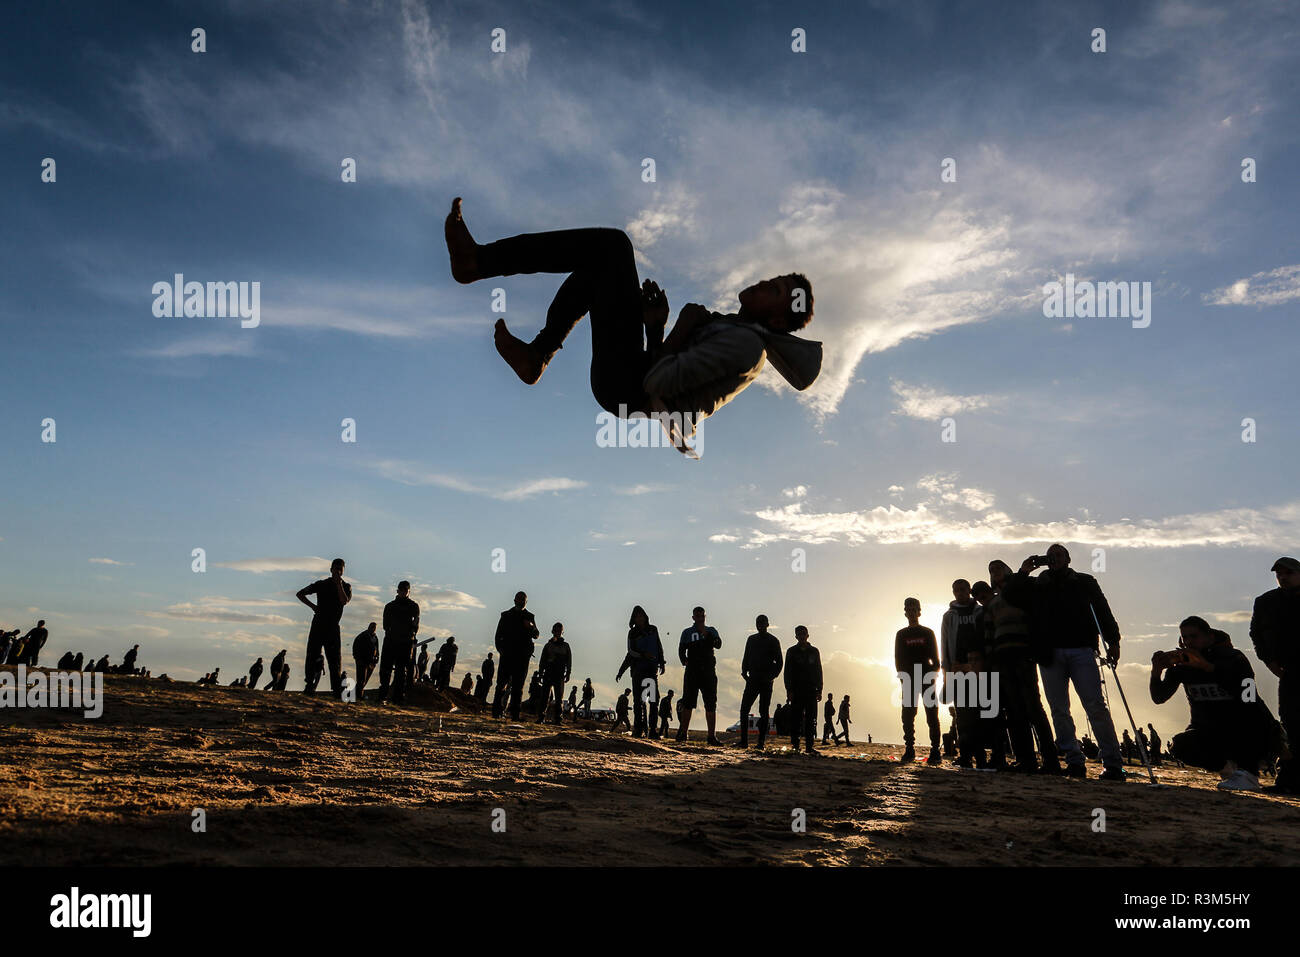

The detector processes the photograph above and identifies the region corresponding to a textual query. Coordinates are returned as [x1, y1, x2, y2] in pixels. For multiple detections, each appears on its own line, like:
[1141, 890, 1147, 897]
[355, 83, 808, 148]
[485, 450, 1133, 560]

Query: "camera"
[1029, 555, 1049, 568]
[1157, 649, 1189, 668]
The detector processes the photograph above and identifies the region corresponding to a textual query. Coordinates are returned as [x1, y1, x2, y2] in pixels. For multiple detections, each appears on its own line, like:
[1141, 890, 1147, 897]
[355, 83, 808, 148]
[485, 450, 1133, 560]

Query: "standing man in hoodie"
[537, 624, 572, 724]
[1250, 556, 1300, 793]
[444, 198, 822, 458]
[896, 597, 943, 764]
[738, 614, 783, 749]
[493, 591, 539, 720]
[941, 579, 987, 768]
[1016, 544, 1127, 781]
[379, 581, 420, 705]
[784, 626, 823, 754]
[676, 606, 723, 744]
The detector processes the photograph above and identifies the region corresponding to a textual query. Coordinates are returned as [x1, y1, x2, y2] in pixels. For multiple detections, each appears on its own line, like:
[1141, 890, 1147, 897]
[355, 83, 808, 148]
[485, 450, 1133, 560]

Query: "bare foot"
[494, 318, 549, 385]
[445, 197, 480, 284]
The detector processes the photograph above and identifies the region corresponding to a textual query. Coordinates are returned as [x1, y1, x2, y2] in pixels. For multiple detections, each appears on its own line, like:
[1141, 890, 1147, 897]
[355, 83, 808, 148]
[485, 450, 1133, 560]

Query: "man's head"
[37, 619, 45, 627]
[514, 591, 527, 608]
[795, 624, 809, 643]
[755, 614, 769, 631]
[552, 622, 563, 638]
[738, 273, 814, 332]
[1272, 556, 1300, 590]
[397, 580, 410, 596]
[692, 606, 706, 625]
[951, 579, 971, 603]
[368, 621, 377, 632]
[971, 581, 994, 606]
[903, 597, 921, 622]
[331, 558, 345, 576]
[1046, 543, 1070, 572]
[988, 559, 1012, 589]
[1178, 615, 1222, 651]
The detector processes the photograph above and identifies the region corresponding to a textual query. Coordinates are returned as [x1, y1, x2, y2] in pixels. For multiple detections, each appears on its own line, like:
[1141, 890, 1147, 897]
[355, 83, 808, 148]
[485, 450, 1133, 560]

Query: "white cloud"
[214, 557, 331, 574]
[371, 460, 587, 500]
[891, 380, 1001, 420]
[1204, 264, 1300, 307]
[89, 557, 132, 566]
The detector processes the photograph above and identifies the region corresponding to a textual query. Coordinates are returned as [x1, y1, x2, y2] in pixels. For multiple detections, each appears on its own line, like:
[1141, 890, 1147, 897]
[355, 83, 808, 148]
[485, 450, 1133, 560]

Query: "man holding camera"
[1014, 544, 1126, 781]
[1250, 556, 1300, 793]
[1151, 616, 1281, 791]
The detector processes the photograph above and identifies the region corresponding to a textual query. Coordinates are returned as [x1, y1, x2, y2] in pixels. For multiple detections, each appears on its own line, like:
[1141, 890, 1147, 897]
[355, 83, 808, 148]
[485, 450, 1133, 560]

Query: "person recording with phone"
[1150, 616, 1283, 791]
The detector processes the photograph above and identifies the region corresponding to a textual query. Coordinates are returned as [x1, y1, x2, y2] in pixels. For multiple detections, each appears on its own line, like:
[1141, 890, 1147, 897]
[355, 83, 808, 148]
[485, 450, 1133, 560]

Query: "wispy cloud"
[1204, 264, 1300, 307]
[371, 459, 587, 500]
[214, 557, 331, 574]
[89, 557, 133, 566]
[891, 380, 1001, 420]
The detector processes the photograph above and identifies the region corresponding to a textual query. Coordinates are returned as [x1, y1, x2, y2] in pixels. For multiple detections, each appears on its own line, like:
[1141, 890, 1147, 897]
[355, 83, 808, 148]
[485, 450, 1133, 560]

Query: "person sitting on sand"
[444, 198, 822, 457]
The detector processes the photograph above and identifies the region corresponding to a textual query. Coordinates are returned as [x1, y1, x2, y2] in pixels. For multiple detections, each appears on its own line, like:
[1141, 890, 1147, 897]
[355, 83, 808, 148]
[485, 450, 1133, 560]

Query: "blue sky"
[2, 0, 1298, 739]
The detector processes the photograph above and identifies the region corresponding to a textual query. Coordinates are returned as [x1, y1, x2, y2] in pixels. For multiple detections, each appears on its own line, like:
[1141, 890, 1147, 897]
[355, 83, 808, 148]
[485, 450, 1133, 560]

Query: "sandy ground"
[2, 670, 1299, 866]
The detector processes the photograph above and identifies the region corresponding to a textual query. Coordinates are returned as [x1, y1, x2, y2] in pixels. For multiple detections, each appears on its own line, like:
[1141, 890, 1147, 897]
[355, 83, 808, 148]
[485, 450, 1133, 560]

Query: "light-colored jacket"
[642, 312, 822, 455]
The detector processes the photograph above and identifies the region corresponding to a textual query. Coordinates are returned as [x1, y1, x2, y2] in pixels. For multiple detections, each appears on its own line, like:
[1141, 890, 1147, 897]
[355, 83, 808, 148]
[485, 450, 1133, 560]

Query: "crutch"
[1091, 604, 1162, 787]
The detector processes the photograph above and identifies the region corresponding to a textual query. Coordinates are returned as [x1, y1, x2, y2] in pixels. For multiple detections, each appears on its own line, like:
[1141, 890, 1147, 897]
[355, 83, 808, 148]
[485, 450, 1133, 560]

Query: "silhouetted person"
[493, 592, 539, 720]
[738, 614, 782, 749]
[1079, 733, 1099, 760]
[379, 581, 420, 704]
[537, 624, 572, 724]
[567, 685, 578, 716]
[822, 693, 836, 745]
[417, 645, 430, 683]
[460, 672, 473, 694]
[296, 558, 352, 696]
[443, 198, 822, 458]
[1152, 616, 1282, 792]
[266, 649, 288, 689]
[982, 562, 1062, 774]
[57, 651, 75, 670]
[676, 606, 722, 744]
[1147, 723, 1163, 765]
[20, 620, 49, 667]
[94, 654, 110, 672]
[1012, 545, 1126, 781]
[784, 626, 822, 754]
[526, 670, 544, 714]
[626, 605, 666, 738]
[352, 622, 379, 697]
[941, 578, 988, 769]
[1250, 556, 1300, 794]
[613, 689, 632, 731]
[773, 702, 787, 737]
[658, 689, 674, 736]
[72, 652, 84, 671]
[480, 653, 495, 698]
[435, 637, 458, 690]
[248, 656, 264, 690]
[1121, 730, 1136, 765]
[304, 653, 325, 693]
[896, 597, 942, 764]
[0, 629, 17, 663]
[837, 695, 852, 745]
[122, 644, 140, 674]
[272, 665, 291, 691]
[580, 678, 595, 718]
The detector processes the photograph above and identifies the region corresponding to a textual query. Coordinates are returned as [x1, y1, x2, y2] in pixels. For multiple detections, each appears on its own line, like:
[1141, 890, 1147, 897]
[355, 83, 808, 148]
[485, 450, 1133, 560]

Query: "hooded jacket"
[642, 312, 822, 455]
[1250, 586, 1300, 669]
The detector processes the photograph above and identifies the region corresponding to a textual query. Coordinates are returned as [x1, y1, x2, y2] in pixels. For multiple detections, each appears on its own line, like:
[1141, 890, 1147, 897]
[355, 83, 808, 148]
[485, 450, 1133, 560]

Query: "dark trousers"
[632, 671, 660, 736]
[658, 711, 670, 736]
[305, 622, 342, 694]
[379, 635, 415, 702]
[995, 650, 1059, 768]
[1171, 725, 1264, 776]
[478, 228, 650, 414]
[789, 693, 818, 750]
[493, 656, 529, 719]
[822, 714, 835, 743]
[538, 673, 566, 722]
[739, 679, 773, 746]
[901, 676, 942, 751]
[1278, 672, 1298, 788]
[353, 658, 375, 696]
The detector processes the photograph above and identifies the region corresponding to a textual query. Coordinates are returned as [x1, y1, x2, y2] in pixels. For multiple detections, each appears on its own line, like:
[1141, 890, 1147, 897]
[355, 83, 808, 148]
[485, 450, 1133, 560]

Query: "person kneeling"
[1150, 616, 1282, 791]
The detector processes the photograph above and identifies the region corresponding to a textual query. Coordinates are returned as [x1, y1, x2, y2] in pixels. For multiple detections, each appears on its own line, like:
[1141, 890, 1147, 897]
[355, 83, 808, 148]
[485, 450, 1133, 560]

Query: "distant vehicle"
[586, 708, 617, 723]
[726, 714, 772, 734]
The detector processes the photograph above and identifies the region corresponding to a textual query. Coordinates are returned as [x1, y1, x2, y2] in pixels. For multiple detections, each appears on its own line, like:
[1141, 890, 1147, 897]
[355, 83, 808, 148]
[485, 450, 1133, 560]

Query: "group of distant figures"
[6, 547, 1297, 798]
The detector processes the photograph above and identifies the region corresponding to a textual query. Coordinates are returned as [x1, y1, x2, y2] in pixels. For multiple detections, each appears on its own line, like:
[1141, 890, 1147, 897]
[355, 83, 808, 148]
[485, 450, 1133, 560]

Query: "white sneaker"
[1217, 769, 1261, 791]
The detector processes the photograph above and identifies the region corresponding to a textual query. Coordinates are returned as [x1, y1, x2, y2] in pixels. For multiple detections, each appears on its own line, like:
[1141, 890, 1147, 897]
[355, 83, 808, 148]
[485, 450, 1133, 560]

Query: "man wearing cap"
[1250, 557, 1300, 793]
